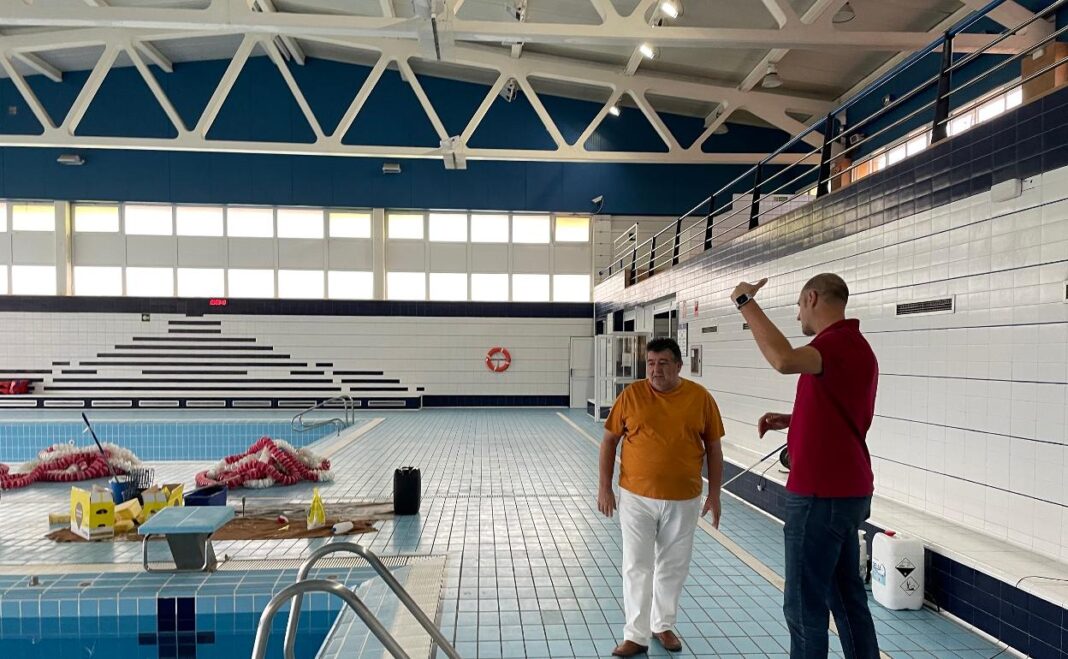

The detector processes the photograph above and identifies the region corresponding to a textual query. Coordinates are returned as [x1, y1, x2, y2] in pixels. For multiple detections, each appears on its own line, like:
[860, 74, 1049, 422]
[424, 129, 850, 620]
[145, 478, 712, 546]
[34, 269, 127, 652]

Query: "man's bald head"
[801, 273, 849, 306]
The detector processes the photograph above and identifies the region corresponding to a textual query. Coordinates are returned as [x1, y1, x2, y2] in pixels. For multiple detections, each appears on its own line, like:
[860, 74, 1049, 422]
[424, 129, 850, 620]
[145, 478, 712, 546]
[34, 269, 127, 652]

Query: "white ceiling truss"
[0, 0, 1050, 168]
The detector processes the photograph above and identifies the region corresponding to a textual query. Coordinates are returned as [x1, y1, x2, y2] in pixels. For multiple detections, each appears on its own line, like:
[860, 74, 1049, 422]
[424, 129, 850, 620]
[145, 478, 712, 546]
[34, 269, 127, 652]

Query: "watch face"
[735, 294, 749, 306]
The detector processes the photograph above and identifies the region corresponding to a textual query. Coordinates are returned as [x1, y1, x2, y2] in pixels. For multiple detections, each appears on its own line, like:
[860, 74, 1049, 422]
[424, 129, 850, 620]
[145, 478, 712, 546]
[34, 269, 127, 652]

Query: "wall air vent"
[742, 322, 750, 330]
[1064, 281, 1068, 302]
[896, 297, 954, 316]
[702, 326, 718, 333]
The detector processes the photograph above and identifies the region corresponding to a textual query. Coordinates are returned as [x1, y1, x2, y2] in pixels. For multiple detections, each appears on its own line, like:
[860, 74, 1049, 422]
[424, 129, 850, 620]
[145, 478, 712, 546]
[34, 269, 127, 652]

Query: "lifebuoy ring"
[486, 346, 511, 372]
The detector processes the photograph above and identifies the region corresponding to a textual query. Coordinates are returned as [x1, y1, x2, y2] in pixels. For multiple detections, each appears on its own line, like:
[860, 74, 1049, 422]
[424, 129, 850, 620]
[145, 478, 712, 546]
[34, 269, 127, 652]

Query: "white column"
[55, 200, 72, 295]
[372, 207, 386, 300]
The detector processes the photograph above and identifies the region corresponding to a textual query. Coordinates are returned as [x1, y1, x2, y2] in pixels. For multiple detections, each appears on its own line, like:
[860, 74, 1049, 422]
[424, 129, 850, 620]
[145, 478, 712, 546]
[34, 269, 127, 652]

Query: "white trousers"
[619, 489, 702, 645]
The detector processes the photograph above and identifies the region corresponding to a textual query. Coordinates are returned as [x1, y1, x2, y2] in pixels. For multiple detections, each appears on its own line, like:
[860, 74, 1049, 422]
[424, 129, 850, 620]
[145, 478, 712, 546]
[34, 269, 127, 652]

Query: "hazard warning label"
[901, 576, 920, 595]
[896, 557, 916, 579]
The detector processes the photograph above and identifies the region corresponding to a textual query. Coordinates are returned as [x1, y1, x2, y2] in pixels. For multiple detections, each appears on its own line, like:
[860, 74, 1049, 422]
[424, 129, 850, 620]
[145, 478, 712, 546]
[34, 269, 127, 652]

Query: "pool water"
[0, 420, 340, 462]
[1, 610, 338, 659]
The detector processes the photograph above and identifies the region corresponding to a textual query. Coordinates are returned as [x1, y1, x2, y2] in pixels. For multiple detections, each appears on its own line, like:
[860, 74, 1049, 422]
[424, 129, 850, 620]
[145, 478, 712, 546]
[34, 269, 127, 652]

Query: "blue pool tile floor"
[0, 409, 1004, 658]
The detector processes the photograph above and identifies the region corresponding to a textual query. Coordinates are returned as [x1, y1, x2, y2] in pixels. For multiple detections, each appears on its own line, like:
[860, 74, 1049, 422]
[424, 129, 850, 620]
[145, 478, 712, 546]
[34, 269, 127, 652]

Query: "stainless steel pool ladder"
[250, 542, 461, 659]
[291, 394, 355, 435]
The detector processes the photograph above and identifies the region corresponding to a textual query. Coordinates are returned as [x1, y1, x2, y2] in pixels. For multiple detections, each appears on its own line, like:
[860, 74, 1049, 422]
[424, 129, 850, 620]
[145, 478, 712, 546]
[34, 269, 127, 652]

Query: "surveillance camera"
[591, 195, 604, 204]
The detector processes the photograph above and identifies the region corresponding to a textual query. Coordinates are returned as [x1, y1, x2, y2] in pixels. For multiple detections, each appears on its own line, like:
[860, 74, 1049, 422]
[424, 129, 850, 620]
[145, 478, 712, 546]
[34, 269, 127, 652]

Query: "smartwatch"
[735, 293, 752, 309]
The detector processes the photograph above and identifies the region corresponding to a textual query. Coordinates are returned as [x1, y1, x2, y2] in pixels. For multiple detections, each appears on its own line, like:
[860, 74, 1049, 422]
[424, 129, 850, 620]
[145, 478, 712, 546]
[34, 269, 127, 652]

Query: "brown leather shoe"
[653, 630, 683, 652]
[611, 640, 649, 657]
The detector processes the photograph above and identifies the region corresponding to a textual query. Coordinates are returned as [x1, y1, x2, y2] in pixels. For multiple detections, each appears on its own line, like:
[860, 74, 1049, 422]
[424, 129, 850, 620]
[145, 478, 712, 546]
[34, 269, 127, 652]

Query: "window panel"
[470, 214, 508, 243]
[512, 215, 550, 243]
[277, 208, 324, 239]
[0, 266, 7, 294]
[74, 266, 122, 296]
[429, 213, 468, 242]
[327, 271, 373, 299]
[176, 206, 224, 237]
[388, 213, 424, 240]
[177, 268, 224, 297]
[1006, 87, 1023, 109]
[512, 274, 549, 301]
[555, 216, 589, 242]
[227, 207, 274, 237]
[429, 272, 467, 301]
[74, 205, 119, 233]
[227, 269, 275, 298]
[0, 202, 6, 232]
[329, 212, 371, 238]
[126, 267, 173, 296]
[125, 204, 173, 235]
[471, 273, 508, 301]
[11, 265, 56, 294]
[278, 270, 324, 299]
[387, 271, 426, 300]
[553, 274, 591, 302]
[12, 204, 54, 232]
[977, 96, 1005, 123]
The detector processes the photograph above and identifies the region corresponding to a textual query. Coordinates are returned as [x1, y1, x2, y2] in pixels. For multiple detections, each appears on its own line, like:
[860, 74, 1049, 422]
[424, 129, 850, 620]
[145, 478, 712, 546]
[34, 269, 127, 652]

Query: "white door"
[569, 337, 595, 408]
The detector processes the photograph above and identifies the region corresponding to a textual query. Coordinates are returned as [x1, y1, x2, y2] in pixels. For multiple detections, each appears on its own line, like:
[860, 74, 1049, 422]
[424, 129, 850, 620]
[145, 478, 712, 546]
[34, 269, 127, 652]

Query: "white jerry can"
[871, 530, 924, 610]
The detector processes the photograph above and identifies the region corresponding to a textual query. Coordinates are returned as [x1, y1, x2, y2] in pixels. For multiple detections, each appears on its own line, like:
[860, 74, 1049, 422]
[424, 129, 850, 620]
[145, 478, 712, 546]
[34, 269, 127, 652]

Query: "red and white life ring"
[485, 346, 512, 373]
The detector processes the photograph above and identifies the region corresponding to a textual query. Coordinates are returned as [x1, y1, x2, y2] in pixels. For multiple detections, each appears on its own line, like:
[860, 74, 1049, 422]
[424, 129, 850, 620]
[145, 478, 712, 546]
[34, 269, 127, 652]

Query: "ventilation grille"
[1064, 282, 1068, 302]
[896, 297, 954, 316]
[702, 326, 718, 334]
[742, 323, 750, 330]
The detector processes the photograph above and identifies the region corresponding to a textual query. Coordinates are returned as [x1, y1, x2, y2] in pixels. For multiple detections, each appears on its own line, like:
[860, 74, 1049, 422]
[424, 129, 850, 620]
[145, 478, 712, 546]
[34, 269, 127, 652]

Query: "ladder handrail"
[283, 542, 462, 659]
[251, 579, 410, 659]
[292, 394, 354, 432]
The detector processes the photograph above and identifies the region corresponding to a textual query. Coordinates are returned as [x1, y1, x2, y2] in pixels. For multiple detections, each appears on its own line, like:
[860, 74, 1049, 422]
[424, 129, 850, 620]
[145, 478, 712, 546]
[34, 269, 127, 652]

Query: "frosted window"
[12, 204, 54, 232]
[126, 267, 173, 296]
[327, 271, 373, 299]
[74, 205, 119, 232]
[177, 268, 224, 297]
[512, 215, 550, 243]
[471, 214, 508, 243]
[227, 207, 274, 237]
[228, 269, 275, 298]
[11, 265, 56, 294]
[512, 274, 549, 301]
[429, 273, 467, 301]
[387, 271, 426, 300]
[176, 206, 224, 237]
[553, 274, 591, 302]
[471, 273, 508, 301]
[125, 204, 172, 235]
[388, 214, 423, 240]
[74, 266, 122, 296]
[555, 216, 589, 242]
[278, 270, 325, 299]
[429, 213, 467, 242]
[277, 208, 324, 239]
[329, 212, 371, 238]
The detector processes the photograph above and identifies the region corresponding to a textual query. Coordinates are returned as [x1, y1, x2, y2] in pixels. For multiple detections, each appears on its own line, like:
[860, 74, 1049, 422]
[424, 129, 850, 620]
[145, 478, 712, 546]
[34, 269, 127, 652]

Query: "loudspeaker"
[393, 467, 421, 515]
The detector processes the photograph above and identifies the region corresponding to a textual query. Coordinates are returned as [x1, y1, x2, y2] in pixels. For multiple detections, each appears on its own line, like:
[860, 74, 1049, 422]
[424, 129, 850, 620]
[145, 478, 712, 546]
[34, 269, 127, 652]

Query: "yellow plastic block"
[115, 498, 142, 522]
[114, 519, 135, 534]
[48, 512, 70, 526]
[70, 485, 115, 540]
[139, 487, 169, 523]
[165, 483, 185, 508]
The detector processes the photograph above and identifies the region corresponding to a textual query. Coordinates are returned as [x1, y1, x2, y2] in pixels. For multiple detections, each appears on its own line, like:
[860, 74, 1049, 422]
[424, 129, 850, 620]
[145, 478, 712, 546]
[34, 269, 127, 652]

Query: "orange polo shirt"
[605, 379, 725, 501]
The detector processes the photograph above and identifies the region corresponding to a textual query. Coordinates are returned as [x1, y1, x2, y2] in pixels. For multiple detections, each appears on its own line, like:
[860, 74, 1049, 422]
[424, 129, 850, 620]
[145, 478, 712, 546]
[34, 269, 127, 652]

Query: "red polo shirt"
[786, 319, 877, 497]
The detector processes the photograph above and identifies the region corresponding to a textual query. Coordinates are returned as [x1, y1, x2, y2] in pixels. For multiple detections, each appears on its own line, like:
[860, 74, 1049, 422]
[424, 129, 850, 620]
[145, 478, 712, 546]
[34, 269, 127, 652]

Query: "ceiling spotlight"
[761, 64, 783, 89]
[659, 1, 681, 19]
[57, 154, 84, 166]
[608, 104, 621, 117]
[832, 1, 855, 24]
[639, 43, 657, 59]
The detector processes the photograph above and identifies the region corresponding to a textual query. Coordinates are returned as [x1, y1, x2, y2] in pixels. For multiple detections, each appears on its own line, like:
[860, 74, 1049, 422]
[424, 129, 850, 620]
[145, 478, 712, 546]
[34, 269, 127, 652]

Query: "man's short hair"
[802, 273, 849, 305]
[647, 337, 682, 363]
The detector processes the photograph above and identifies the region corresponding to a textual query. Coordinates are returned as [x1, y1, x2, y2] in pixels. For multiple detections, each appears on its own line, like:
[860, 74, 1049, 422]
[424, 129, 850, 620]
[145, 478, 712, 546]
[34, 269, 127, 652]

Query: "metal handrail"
[251, 579, 411, 659]
[292, 394, 354, 433]
[283, 542, 462, 659]
[603, 0, 1067, 285]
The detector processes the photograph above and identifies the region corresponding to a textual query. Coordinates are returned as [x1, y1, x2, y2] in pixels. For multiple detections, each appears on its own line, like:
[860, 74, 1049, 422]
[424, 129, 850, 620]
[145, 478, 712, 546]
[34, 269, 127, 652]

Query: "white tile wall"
[657, 165, 1068, 562]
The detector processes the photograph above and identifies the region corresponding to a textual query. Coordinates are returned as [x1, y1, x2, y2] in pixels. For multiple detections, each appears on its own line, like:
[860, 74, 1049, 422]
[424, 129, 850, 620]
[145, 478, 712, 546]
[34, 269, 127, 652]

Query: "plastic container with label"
[871, 530, 924, 610]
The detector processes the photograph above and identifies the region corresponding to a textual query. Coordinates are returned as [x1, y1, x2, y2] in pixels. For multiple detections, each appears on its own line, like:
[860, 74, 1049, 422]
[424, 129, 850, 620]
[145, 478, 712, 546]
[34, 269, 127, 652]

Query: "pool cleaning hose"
[721, 442, 788, 490]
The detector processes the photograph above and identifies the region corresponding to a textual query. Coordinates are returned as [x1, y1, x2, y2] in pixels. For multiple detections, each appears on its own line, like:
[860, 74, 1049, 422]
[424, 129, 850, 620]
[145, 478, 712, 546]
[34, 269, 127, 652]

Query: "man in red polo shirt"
[731, 273, 879, 659]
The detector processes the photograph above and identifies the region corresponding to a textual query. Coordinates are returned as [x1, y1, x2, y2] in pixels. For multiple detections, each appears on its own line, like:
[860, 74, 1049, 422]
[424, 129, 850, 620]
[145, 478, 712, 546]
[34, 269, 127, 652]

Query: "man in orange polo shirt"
[598, 337, 725, 657]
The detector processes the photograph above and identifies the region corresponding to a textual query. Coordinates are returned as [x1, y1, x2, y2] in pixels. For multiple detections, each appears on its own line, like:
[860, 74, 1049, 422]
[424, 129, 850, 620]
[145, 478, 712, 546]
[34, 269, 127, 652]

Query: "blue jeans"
[783, 493, 880, 659]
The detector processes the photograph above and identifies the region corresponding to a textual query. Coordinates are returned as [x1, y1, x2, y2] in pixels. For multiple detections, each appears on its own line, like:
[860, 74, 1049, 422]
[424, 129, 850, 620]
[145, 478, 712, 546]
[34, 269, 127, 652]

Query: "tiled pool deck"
[0, 410, 1004, 657]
